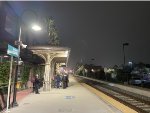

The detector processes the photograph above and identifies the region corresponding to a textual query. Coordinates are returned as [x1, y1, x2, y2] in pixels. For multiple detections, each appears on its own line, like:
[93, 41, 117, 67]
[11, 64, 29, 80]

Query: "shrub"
[0, 62, 10, 83]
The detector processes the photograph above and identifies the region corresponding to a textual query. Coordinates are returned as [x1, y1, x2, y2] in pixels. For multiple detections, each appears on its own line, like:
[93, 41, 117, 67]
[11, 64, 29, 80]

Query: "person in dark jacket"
[62, 73, 69, 89]
[35, 75, 40, 94]
[55, 74, 61, 88]
[31, 75, 35, 93]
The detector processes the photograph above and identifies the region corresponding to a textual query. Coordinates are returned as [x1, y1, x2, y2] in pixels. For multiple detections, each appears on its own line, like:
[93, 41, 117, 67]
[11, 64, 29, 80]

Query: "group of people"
[53, 73, 69, 89]
[31, 73, 69, 94]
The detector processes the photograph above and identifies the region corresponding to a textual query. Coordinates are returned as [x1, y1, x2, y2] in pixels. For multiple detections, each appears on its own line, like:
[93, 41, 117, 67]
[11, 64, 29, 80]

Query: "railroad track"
[75, 76, 150, 113]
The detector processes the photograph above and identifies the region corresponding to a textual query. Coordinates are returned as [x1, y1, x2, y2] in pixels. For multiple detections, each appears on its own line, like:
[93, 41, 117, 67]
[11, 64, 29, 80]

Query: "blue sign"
[7, 44, 19, 57]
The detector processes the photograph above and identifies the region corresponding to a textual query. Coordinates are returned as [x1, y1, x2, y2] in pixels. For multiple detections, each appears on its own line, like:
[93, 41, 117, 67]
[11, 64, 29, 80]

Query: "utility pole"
[123, 43, 129, 66]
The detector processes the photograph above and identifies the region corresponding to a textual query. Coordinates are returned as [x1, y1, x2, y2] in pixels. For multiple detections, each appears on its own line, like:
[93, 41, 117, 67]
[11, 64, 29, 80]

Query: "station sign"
[7, 44, 19, 57]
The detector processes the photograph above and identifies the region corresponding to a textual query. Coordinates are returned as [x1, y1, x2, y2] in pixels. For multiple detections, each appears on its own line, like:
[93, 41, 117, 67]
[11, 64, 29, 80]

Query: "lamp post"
[12, 13, 41, 107]
[11, 24, 21, 107]
[123, 43, 129, 66]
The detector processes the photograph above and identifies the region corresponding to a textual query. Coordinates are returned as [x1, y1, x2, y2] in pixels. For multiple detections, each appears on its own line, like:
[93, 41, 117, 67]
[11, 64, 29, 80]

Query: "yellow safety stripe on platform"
[81, 83, 138, 113]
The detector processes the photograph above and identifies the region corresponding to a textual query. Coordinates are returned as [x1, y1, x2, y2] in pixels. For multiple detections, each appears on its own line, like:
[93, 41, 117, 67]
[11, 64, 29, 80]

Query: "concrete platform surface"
[7, 76, 122, 113]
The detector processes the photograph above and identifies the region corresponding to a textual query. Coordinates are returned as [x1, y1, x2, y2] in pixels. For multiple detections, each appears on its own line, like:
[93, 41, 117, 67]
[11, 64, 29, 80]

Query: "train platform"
[5, 75, 137, 113]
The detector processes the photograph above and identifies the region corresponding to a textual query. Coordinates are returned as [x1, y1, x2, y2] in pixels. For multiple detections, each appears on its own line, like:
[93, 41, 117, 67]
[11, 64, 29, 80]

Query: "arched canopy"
[29, 46, 71, 65]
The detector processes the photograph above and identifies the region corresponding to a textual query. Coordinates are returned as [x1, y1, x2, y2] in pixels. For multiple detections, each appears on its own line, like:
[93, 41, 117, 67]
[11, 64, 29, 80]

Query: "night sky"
[9, 1, 150, 68]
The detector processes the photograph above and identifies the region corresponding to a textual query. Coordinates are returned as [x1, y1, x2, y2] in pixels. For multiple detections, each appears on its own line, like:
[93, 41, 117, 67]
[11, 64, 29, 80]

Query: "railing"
[0, 83, 9, 111]
[0, 82, 30, 111]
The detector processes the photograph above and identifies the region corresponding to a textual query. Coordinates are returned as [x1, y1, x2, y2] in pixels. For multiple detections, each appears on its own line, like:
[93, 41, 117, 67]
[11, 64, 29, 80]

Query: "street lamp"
[12, 14, 41, 107]
[32, 25, 42, 31]
[128, 61, 133, 69]
[123, 43, 129, 66]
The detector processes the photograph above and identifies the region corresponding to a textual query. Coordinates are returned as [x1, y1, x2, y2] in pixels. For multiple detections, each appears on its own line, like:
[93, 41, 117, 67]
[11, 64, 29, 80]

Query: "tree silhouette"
[46, 17, 60, 46]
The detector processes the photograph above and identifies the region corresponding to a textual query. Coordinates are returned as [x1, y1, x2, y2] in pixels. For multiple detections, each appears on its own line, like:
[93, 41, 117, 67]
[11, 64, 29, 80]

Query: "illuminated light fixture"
[3, 55, 9, 58]
[32, 25, 41, 31]
[64, 51, 68, 57]
[21, 43, 27, 48]
[128, 61, 132, 64]
[84, 69, 88, 76]
[65, 51, 68, 54]
[91, 69, 95, 72]
[69, 70, 73, 73]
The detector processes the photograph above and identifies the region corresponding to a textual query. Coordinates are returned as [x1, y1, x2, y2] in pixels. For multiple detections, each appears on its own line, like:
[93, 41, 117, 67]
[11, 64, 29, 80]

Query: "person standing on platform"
[66, 74, 69, 87]
[55, 74, 61, 88]
[62, 73, 69, 89]
[35, 74, 40, 94]
[31, 75, 36, 93]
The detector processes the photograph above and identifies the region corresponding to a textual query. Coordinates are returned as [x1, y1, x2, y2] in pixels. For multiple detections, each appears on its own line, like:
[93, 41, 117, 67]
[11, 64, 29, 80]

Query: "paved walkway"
[7, 75, 123, 113]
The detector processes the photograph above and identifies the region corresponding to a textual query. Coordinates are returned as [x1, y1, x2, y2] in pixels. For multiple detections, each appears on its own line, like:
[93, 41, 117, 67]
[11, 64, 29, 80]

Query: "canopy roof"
[29, 46, 71, 65]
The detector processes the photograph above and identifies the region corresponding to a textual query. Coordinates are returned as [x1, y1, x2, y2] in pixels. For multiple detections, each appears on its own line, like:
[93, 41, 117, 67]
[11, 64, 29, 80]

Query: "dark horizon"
[8, 1, 150, 68]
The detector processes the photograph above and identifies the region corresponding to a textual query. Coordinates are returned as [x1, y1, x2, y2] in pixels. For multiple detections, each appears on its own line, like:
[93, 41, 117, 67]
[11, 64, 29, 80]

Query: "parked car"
[142, 74, 150, 86]
[129, 74, 150, 87]
[129, 77, 142, 85]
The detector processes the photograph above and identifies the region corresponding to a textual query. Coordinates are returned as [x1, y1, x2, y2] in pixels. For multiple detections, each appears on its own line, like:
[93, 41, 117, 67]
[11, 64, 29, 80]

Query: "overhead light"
[128, 61, 132, 65]
[32, 25, 41, 31]
[3, 55, 9, 58]
[64, 51, 68, 57]
[65, 51, 68, 54]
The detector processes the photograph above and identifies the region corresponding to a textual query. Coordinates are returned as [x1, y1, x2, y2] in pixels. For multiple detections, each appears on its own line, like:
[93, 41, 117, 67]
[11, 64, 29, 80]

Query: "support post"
[12, 26, 22, 107]
[6, 56, 13, 113]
